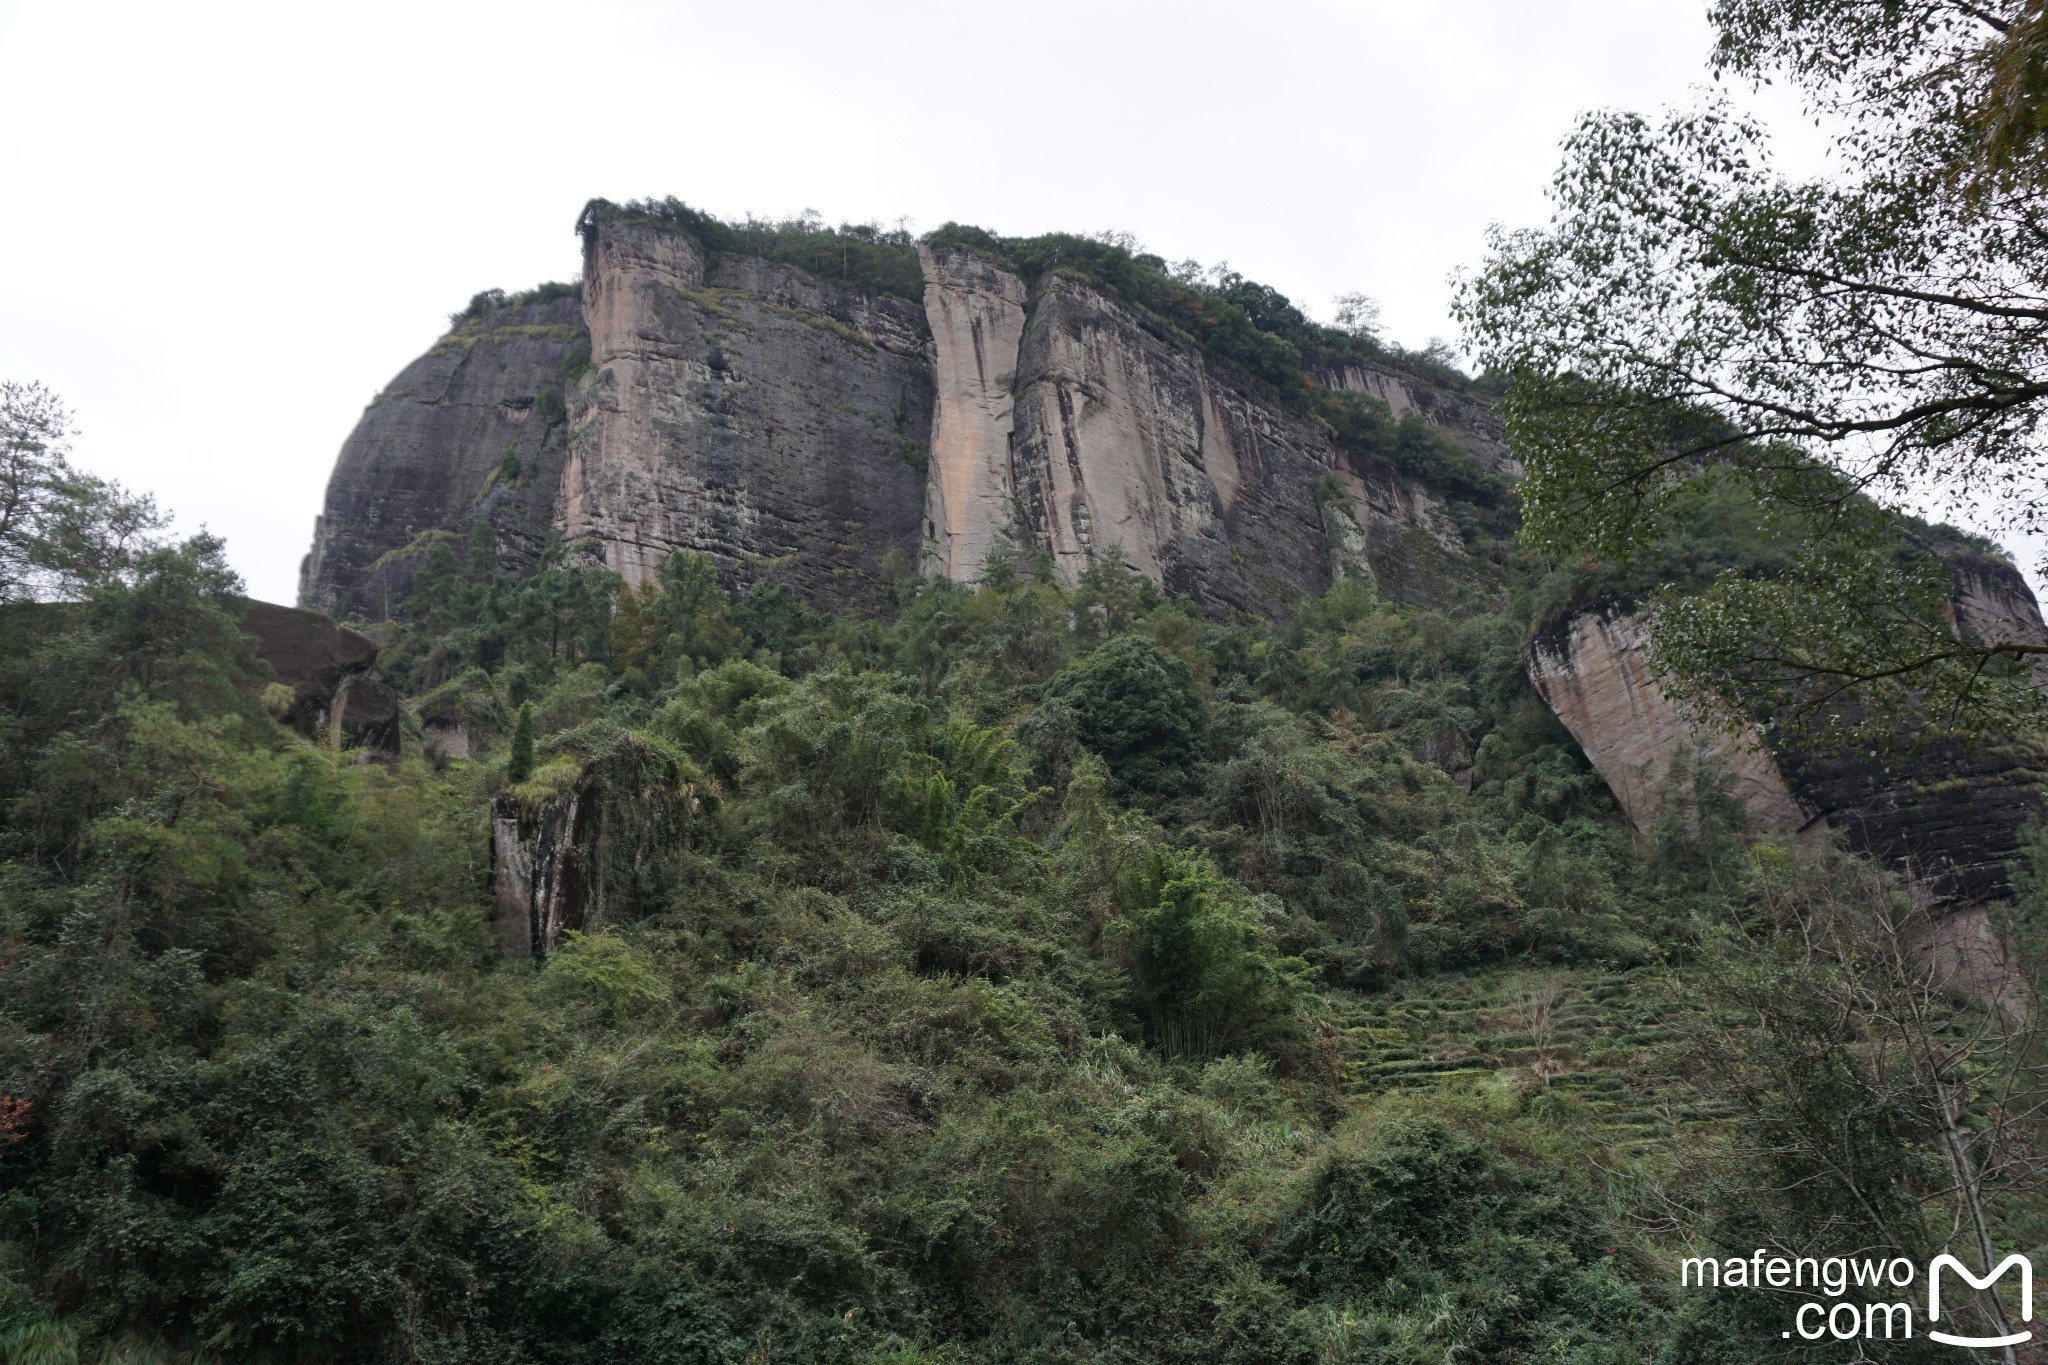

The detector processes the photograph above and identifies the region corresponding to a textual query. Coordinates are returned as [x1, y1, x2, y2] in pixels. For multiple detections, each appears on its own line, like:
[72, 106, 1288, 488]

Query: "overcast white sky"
[0, 0, 1879, 605]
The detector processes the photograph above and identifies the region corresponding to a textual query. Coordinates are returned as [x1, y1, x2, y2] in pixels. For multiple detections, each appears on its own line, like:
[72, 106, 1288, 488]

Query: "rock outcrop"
[488, 734, 703, 956]
[1951, 548, 2048, 678]
[299, 296, 587, 619]
[241, 599, 399, 752]
[926, 248, 1490, 614]
[921, 244, 1031, 581]
[416, 671, 508, 761]
[490, 787, 595, 958]
[301, 219, 1509, 621]
[1528, 556, 2048, 900]
[1526, 601, 1807, 836]
[561, 221, 933, 612]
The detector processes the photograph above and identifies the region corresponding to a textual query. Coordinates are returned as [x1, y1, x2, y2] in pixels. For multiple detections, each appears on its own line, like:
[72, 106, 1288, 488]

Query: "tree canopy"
[0, 382, 162, 606]
[1458, 0, 2048, 746]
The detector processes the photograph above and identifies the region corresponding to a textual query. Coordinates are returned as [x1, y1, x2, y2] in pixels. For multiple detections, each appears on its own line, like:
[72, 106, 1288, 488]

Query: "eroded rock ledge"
[1526, 554, 2048, 902]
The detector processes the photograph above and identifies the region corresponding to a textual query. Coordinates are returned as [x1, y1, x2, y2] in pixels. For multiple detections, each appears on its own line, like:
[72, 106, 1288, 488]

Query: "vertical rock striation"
[1008, 272, 1247, 596]
[933, 264, 1496, 615]
[920, 243, 1030, 581]
[490, 789, 594, 958]
[561, 219, 932, 611]
[302, 211, 1513, 622]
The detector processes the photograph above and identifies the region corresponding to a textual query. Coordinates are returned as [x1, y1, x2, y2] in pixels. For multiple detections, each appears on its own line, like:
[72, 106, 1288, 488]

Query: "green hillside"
[2, 508, 2039, 1363]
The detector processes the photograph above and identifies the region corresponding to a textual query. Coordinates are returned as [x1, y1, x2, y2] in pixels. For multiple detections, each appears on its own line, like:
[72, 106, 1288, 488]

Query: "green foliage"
[1317, 391, 1507, 507]
[506, 700, 535, 782]
[386, 527, 619, 688]
[1111, 849, 1315, 1061]
[1653, 844, 2046, 1361]
[1263, 1115, 1663, 1362]
[1043, 635, 1206, 796]
[5, 420, 2037, 1363]
[1515, 466, 2048, 752]
[0, 381, 165, 606]
[447, 280, 580, 329]
[1457, 0, 2048, 745]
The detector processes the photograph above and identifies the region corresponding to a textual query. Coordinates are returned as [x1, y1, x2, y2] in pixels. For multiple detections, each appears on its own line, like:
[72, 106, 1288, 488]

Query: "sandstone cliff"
[923, 244, 1493, 615]
[299, 296, 587, 619]
[1525, 600, 1807, 836]
[300, 219, 1509, 621]
[1528, 554, 2048, 900]
[920, 243, 1030, 581]
[491, 787, 593, 958]
[562, 220, 932, 611]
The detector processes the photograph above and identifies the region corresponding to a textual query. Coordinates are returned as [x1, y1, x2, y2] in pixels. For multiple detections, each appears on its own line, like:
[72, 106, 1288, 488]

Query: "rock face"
[1526, 601, 1807, 836]
[301, 222, 1508, 621]
[490, 788, 594, 958]
[927, 248, 1490, 614]
[299, 297, 587, 620]
[921, 244, 1031, 581]
[1528, 559, 2048, 900]
[241, 599, 399, 752]
[561, 221, 933, 611]
[1951, 548, 2048, 678]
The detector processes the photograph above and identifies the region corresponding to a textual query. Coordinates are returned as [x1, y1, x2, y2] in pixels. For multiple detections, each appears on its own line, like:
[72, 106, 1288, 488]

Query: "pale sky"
[1, 0, 1870, 605]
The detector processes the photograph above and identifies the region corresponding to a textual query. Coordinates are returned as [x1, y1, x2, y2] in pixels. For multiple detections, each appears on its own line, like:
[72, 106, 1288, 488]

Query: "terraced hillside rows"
[1334, 967, 1739, 1154]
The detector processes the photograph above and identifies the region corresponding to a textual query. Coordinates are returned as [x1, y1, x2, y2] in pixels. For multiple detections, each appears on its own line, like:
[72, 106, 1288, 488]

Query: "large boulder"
[241, 599, 400, 753]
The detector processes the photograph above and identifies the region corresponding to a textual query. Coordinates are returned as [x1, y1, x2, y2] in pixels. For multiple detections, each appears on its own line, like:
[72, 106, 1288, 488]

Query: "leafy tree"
[1458, 0, 2048, 743]
[0, 382, 162, 604]
[1665, 848, 2046, 1362]
[507, 701, 535, 782]
[1330, 291, 1382, 345]
[1043, 634, 1206, 795]
[610, 552, 744, 683]
[1111, 849, 1313, 1060]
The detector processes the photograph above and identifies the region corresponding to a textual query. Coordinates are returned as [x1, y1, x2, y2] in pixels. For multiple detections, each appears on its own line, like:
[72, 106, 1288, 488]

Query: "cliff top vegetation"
[570, 197, 1498, 405]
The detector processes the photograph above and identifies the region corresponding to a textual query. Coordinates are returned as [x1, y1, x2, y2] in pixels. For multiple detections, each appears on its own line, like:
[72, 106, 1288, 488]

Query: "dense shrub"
[578, 197, 924, 303]
[447, 279, 581, 328]
[0, 461, 2014, 1362]
[1042, 634, 1207, 796]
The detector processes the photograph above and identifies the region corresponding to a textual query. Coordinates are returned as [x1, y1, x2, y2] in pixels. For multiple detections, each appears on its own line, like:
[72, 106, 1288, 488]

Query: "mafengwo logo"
[1679, 1249, 2035, 1347]
[1928, 1254, 2032, 1350]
